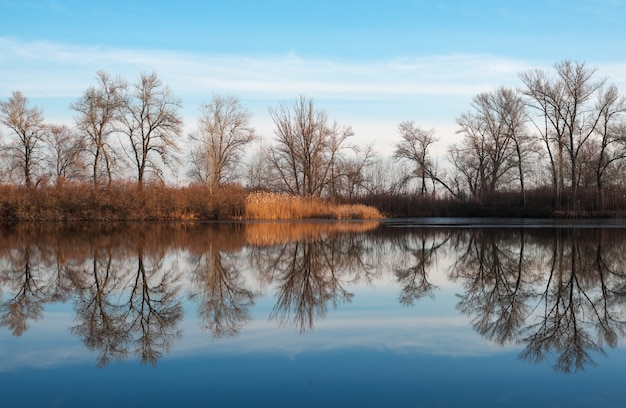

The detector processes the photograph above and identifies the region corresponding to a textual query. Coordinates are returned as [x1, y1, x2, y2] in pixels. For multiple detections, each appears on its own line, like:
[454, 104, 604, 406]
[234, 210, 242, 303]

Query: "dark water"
[2, 219, 626, 407]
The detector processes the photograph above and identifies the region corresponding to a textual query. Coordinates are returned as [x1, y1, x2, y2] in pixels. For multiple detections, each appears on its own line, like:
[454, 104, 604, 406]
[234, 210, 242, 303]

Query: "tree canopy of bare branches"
[393, 121, 439, 196]
[520, 60, 607, 207]
[0, 91, 46, 187]
[71, 70, 126, 186]
[268, 95, 354, 197]
[44, 124, 86, 184]
[188, 94, 256, 192]
[118, 72, 183, 186]
[449, 87, 531, 203]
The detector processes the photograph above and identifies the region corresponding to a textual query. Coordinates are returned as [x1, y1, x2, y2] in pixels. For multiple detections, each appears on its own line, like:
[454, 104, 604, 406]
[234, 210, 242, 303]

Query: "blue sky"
[2, 0, 626, 156]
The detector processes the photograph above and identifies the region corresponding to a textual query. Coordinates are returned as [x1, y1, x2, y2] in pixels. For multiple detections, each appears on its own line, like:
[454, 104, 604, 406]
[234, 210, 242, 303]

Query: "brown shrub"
[0, 182, 247, 222]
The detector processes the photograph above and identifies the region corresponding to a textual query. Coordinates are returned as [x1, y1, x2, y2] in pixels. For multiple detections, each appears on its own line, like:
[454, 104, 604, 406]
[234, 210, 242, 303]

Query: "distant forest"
[1, 59, 626, 219]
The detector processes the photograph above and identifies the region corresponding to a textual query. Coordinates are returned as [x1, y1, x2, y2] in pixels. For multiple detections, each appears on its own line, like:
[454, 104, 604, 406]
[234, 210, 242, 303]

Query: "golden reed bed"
[242, 191, 383, 221]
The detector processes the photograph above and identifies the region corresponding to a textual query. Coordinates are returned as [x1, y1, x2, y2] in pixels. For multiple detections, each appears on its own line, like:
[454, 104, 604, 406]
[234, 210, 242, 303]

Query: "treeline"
[1, 60, 626, 219]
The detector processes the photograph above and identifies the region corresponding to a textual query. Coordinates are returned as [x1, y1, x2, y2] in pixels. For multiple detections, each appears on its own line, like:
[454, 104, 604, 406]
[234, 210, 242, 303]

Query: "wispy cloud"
[0, 37, 532, 100]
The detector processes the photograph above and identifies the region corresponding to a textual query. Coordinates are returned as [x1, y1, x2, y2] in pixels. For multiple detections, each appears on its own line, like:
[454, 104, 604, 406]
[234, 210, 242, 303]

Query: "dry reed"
[242, 191, 384, 220]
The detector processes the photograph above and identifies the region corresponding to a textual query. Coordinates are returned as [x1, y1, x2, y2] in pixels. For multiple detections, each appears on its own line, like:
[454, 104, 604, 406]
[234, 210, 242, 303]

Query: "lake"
[2, 219, 626, 407]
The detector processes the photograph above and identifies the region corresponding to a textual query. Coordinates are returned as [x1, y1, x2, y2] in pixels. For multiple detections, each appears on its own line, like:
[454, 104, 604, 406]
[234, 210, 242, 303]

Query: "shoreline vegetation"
[2, 182, 626, 223]
[0, 183, 384, 222]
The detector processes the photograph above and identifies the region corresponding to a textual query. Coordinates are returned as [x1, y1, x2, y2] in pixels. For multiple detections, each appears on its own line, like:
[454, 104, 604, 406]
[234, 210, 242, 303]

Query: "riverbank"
[0, 183, 384, 222]
[2, 183, 625, 222]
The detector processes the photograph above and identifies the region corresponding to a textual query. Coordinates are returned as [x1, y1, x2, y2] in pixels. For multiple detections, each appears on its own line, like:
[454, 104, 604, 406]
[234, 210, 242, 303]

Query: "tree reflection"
[250, 229, 375, 333]
[393, 231, 451, 306]
[270, 240, 353, 332]
[0, 245, 47, 335]
[188, 244, 255, 338]
[519, 229, 626, 373]
[71, 247, 130, 366]
[451, 228, 626, 373]
[129, 251, 183, 365]
[451, 229, 536, 345]
[0, 225, 104, 336]
[71, 243, 183, 366]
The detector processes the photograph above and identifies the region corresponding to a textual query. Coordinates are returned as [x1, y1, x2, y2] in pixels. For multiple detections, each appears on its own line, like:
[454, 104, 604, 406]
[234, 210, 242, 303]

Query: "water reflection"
[450, 228, 626, 372]
[2, 221, 626, 373]
[0, 243, 46, 336]
[393, 231, 451, 305]
[188, 243, 255, 338]
[70, 245, 183, 366]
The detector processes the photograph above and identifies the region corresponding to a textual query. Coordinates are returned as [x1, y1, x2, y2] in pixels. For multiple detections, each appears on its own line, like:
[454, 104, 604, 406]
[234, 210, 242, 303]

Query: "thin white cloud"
[0, 312, 503, 371]
[0, 37, 532, 100]
[164, 318, 513, 366]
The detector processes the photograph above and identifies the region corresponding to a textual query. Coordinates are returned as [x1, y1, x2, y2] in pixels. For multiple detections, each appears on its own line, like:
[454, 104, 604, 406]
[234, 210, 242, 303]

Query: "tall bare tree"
[457, 91, 515, 199]
[520, 60, 606, 208]
[188, 94, 256, 192]
[119, 72, 182, 186]
[448, 87, 532, 203]
[268, 95, 354, 197]
[0, 91, 46, 187]
[359, 157, 408, 196]
[592, 85, 626, 209]
[71, 70, 125, 186]
[495, 87, 534, 206]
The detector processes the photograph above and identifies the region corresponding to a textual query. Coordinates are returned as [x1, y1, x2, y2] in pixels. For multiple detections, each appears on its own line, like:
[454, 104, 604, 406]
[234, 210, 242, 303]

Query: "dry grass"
[242, 191, 384, 220]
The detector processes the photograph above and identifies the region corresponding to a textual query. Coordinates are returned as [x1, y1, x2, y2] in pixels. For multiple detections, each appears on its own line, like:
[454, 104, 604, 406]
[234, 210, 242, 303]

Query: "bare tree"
[44, 124, 86, 184]
[71, 70, 125, 186]
[268, 95, 354, 197]
[118, 72, 182, 186]
[393, 121, 439, 196]
[188, 94, 256, 192]
[448, 88, 532, 203]
[520, 60, 606, 208]
[495, 87, 534, 206]
[0, 91, 46, 187]
[456, 92, 516, 199]
[591, 85, 626, 209]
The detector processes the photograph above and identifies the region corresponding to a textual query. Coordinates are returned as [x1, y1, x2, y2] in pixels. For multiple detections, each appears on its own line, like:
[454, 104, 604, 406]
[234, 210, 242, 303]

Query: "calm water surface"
[2, 219, 626, 407]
